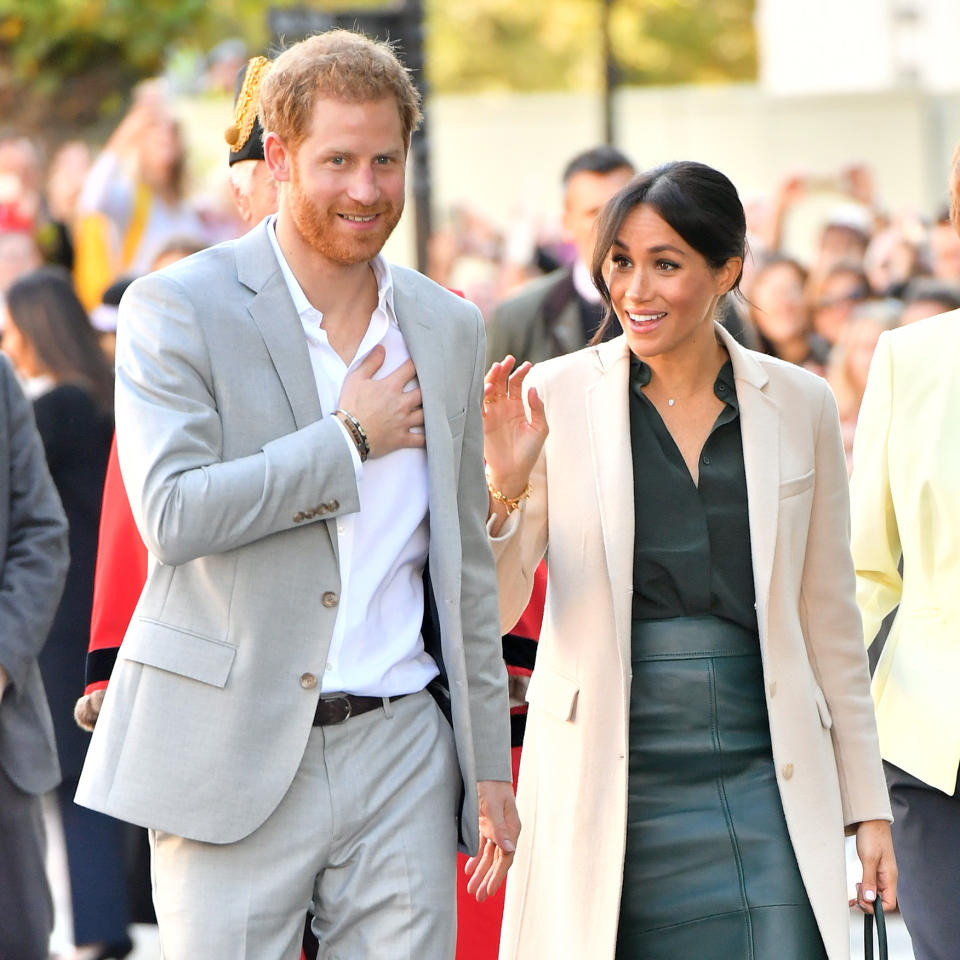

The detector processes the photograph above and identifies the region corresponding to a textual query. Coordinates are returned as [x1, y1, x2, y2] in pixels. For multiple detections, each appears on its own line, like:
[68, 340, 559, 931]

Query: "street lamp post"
[601, 0, 617, 145]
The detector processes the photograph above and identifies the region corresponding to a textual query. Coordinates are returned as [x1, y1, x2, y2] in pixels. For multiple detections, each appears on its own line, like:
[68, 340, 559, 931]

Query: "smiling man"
[76, 30, 516, 960]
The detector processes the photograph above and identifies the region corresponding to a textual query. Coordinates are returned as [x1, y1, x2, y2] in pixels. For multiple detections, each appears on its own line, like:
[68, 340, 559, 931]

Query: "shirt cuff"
[333, 415, 363, 480]
[486, 508, 521, 541]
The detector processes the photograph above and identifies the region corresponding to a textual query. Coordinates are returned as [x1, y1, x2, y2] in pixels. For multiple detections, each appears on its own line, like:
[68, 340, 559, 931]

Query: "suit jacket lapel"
[236, 222, 324, 431]
[717, 325, 780, 650]
[586, 336, 634, 674]
[235, 222, 336, 558]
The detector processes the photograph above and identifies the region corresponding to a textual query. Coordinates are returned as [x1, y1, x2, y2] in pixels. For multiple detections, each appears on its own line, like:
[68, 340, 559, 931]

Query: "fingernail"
[864, 889, 876, 902]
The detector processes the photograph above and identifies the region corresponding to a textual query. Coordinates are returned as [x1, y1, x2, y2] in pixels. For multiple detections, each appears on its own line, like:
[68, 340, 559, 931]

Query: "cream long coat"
[492, 328, 891, 960]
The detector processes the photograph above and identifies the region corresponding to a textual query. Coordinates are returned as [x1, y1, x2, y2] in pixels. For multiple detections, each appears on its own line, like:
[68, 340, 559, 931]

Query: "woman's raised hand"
[482, 356, 548, 498]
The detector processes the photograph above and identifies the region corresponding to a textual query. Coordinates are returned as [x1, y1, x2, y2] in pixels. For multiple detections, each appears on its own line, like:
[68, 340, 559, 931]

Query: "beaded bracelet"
[334, 409, 370, 462]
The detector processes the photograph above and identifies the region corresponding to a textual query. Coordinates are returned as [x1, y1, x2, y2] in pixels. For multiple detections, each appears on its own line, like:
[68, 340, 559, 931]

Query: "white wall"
[758, 0, 960, 96]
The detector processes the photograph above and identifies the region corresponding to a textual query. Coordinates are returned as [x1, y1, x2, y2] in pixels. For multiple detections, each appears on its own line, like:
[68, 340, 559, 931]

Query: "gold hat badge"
[224, 55, 271, 152]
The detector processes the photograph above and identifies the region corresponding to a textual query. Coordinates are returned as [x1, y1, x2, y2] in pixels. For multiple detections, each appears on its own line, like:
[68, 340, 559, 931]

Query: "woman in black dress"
[4, 266, 129, 960]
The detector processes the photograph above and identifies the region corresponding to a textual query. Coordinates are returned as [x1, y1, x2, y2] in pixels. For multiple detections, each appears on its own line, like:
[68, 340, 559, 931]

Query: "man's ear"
[264, 132, 291, 183]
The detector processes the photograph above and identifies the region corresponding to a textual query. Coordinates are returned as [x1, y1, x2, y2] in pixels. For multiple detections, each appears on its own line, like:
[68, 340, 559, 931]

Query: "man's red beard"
[287, 172, 403, 266]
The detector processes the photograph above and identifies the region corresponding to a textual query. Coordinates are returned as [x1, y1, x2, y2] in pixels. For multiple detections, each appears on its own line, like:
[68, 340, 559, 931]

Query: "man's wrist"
[334, 409, 370, 461]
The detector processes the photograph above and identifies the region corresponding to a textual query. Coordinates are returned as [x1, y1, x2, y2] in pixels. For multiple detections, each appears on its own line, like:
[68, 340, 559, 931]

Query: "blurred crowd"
[2, 96, 958, 472]
[0, 73, 958, 959]
[438, 160, 960, 473]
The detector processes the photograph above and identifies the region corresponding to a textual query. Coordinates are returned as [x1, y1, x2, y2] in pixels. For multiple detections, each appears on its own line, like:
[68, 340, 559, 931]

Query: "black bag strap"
[863, 898, 888, 960]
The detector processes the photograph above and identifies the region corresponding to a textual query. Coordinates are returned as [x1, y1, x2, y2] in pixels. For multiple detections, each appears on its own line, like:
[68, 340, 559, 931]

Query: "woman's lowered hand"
[850, 819, 897, 914]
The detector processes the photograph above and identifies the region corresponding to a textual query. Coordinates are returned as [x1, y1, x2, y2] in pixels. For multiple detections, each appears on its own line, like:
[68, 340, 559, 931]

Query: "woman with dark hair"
[3, 266, 129, 960]
[482, 161, 895, 959]
[748, 255, 829, 370]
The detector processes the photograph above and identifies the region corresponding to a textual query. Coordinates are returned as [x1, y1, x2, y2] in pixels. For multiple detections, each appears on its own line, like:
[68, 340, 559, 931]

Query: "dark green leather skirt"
[616, 616, 827, 960]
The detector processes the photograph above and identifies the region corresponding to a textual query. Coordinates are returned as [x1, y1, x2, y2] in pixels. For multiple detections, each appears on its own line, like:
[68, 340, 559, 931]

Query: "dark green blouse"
[629, 355, 758, 633]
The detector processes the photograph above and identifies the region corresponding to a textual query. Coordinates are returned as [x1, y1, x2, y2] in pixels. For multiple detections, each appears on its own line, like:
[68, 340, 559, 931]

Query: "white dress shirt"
[267, 218, 437, 697]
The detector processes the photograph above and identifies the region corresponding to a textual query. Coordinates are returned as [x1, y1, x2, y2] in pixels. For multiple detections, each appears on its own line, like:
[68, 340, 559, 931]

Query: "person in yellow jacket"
[850, 142, 960, 960]
[73, 83, 205, 310]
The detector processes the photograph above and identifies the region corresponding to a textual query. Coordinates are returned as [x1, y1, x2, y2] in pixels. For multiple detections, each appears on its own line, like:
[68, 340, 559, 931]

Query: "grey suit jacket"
[76, 221, 511, 849]
[484, 267, 585, 369]
[0, 355, 70, 795]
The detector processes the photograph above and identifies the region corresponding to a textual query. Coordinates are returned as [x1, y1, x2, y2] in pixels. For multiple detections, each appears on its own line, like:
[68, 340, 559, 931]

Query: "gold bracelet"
[487, 476, 532, 515]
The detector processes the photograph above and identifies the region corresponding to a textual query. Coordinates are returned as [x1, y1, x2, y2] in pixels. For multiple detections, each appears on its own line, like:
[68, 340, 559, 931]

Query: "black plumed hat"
[224, 56, 270, 166]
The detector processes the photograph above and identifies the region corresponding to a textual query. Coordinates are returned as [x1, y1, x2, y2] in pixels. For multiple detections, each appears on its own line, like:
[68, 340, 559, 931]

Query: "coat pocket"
[526, 666, 579, 722]
[813, 685, 833, 729]
[121, 618, 237, 688]
[779, 468, 815, 499]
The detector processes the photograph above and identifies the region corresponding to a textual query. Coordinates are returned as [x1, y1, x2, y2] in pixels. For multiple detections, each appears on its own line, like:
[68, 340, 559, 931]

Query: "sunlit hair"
[5, 266, 114, 413]
[589, 161, 747, 345]
[950, 141, 960, 233]
[228, 158, 261, 197]
[259, 30, 422, 150]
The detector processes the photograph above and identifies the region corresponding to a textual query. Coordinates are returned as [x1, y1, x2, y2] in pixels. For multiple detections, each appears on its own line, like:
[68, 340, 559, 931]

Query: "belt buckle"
[322, 695, 352, 724]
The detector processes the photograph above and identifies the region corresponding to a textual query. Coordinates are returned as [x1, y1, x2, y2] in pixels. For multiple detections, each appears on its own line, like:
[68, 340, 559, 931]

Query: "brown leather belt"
[312, 693, 410, 726]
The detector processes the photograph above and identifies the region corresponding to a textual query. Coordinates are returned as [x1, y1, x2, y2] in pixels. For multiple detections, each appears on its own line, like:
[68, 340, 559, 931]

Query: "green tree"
[426, 0, 756, 93]
[611, 0, 756, 86]
[0, 0, 213, 138]
[0, 0, 756, 143]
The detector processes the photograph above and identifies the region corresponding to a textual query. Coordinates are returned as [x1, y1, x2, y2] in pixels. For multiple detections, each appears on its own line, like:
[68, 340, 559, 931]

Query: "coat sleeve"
[849, 332, 901, 649]
[114, 271, 362, 566]
[0, 357, 69, 692]
[458, 307, 513, 783]
[798, 380, 891, 827]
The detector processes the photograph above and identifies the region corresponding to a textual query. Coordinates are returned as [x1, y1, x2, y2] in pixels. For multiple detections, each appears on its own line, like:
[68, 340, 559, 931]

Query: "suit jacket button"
[782, 763, 794, 780]
[327, 500, 339, 511]
[314, 504, 327, 515]
[322, 591, 338, 608]
[300, 673, 317, 689]
[293, 512, 306, 523]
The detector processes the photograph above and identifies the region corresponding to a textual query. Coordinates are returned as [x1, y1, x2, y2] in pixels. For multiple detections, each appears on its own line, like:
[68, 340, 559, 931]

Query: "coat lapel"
[717, 325, 780, 649]
[586, 336, 634, 674]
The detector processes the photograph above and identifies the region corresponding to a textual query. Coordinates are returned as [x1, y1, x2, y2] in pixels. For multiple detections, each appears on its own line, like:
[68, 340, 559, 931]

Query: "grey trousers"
[150, 689, 460, 960]
[0, 765, 53, 960]
[885, 761, 960, 960]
